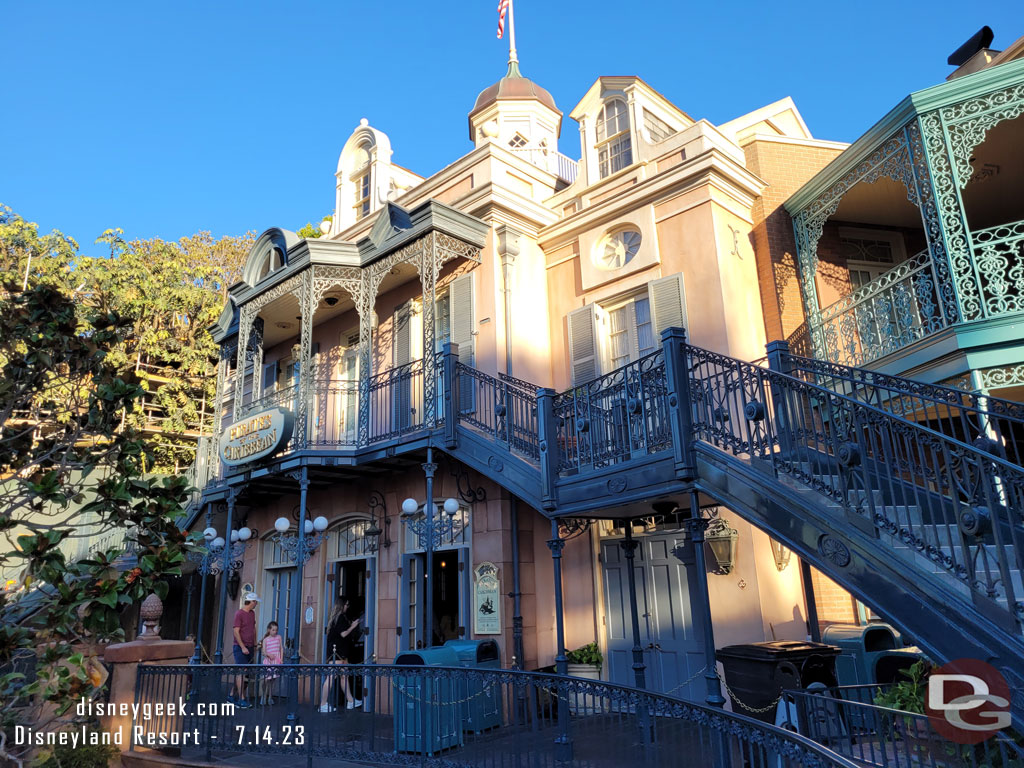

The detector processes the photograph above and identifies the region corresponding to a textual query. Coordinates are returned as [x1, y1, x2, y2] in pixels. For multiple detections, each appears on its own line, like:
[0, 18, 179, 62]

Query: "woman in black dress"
[318, 597, 362, 712]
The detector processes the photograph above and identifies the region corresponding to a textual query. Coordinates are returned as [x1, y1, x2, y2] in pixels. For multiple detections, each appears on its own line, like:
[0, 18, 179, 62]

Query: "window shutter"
[567, 304, 603, 385]
[450, 274, 475, 366]
[262, 362, 278, 394]
[648, 273, 687, 337]
[393, 303, 412, 366]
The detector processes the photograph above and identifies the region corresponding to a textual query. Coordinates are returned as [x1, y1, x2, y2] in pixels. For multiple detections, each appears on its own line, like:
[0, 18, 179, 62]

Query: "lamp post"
[188, 524, 252, 665]
[401, 476, 461, 646]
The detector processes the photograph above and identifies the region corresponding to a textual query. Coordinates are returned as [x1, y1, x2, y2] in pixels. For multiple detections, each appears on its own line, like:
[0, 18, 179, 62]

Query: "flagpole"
[508, 0, 518, 63]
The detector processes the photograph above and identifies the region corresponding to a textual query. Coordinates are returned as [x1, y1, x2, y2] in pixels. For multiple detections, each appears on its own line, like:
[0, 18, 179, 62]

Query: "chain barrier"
[715, 671, 783, 715]
[390, 677, 497, 707]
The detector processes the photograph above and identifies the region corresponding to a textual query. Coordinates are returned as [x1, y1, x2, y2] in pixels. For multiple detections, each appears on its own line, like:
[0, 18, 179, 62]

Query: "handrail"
[457, 363, 540, 460]
[686, 341, 1024, 629]
[782, 685, 1024, 766]
[782, 351, 1024, 466]
[134, 662, 860, 768]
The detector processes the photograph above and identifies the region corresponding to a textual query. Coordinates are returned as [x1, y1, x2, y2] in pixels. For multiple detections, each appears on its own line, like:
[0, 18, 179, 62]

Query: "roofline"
[785, 57, 1024, 214]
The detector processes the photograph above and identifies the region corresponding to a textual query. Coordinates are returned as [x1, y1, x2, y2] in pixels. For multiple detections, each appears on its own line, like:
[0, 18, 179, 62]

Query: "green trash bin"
[393, 647, 464, 755]
[821, 623, 922, 687]
[444, 639, 503, 733]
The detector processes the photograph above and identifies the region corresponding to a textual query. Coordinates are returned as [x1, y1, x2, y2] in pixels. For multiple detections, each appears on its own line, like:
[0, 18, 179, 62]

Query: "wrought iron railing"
[133, 663, 858, 768]
[809, 250, 950, 367]
[367, 358, 426, 443]
[308, 378, 360, 446]
[687, 342, 1024, 628]
[554, 351, 672, 473]
[457, 364, 541, 460]
[782, 352, 1024, 467]
[783, 685, 1024, 767]
[972, 219, 1024, 320]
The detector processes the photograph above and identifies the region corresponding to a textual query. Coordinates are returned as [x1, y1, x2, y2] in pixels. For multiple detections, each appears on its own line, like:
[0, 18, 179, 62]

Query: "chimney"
[947, 26, 1001, 81]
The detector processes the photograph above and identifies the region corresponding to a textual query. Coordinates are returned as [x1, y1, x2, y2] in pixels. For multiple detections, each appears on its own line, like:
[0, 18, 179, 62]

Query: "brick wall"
[809, 566, 858, 633]
[743, 140, 845, 342]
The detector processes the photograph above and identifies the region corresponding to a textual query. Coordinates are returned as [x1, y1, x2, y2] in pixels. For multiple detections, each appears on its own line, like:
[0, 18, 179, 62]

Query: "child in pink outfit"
[259, 621, 283, 705]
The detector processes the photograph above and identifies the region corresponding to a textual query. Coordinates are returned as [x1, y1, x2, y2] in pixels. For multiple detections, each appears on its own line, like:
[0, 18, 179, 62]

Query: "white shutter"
[450, 273, 475, 366]
[567, 304, 604, 385]
[648, 273, 687, 337]
[393, 302, 412, 366]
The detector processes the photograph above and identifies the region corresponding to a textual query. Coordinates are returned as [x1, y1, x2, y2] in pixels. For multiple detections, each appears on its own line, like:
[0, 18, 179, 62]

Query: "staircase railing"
[777, 346, 1024, 467]
[686, 341, 1024, 632]
[456, 363, 540, 460]
[554, 349, 672, 473]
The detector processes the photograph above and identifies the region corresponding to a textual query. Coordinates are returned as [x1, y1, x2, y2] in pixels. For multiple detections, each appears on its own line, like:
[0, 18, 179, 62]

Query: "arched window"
[596, 99, 632, 178]
[352, 142, 372, 221]
[256, 246, 284, 282]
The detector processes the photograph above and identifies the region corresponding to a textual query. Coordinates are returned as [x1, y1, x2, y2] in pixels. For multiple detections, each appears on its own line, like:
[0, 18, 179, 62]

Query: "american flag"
[497, 0, 509, 38]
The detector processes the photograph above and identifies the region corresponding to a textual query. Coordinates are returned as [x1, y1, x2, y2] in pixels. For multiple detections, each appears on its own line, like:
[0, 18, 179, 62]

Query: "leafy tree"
[0, 282, 194, 767]
[297, 215, 331, 240]
[0, 205, 79, 290]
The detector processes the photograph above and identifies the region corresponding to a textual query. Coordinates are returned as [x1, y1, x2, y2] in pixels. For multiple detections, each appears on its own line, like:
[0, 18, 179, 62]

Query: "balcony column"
[233, 307, 255, 421]
[297, 270, 314, 447]
[249, 317, 265, 404]
[420, 234, 439, 427]
[357, 270, 374, 447]
[213, 490, 238, 664]
[620, 524, 647, 690]
[546, 520, 573, 762]
[791, 211, 826, 357]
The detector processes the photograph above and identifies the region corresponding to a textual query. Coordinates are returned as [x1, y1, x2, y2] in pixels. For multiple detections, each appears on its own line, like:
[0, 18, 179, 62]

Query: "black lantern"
[704, 517, 739, 575]
[227, 570, 241, 600]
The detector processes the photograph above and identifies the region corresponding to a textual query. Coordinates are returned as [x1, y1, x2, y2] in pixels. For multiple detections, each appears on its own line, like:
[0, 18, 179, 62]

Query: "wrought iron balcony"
[972, 219, 1024, 318]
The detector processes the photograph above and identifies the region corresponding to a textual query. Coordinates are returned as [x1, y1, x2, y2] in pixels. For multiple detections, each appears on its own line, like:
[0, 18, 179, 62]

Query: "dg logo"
[925, 658, 1012, 744]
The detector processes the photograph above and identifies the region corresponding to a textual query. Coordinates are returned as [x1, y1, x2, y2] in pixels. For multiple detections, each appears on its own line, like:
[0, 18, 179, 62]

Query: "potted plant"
[565, 642, 602, 680]
[873, 661, 939, 760]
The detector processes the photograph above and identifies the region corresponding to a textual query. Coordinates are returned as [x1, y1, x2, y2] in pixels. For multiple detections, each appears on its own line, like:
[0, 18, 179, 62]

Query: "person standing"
[318, 597, 362, 712]
[230, 592, 259, 708]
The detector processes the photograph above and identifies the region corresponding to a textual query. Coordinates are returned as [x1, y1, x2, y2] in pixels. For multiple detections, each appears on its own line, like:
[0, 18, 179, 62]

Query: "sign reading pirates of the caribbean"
[473, 562, 501, 635]
[219, 407, 294, 466]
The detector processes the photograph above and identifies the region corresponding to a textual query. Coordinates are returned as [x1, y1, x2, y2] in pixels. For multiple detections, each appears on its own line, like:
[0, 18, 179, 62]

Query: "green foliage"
[872, 659, 931, 714]
[297, 215, 331, 240]
[565, 642, 602, 668]
[37, 732, 118, 768]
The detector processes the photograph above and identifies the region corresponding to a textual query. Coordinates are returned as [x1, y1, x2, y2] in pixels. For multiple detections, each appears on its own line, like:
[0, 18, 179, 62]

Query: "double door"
[601, 533, 705, 700]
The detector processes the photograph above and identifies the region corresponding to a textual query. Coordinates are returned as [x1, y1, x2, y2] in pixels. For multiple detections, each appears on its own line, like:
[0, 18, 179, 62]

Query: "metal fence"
[783, 686, 1024, 767]
[133, 663, 858, 768]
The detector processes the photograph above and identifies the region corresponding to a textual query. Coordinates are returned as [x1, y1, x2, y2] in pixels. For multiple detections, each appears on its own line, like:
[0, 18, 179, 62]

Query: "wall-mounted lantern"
[770, 537, 792, 572]
[704, 517, 739, 575]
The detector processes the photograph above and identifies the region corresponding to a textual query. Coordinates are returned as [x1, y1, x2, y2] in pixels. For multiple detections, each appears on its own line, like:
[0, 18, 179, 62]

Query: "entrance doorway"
[265, 567, 296, 662]
[402, 548, 466, 649]
[326, 558, 367, 662]
[601, 531, 705, 700]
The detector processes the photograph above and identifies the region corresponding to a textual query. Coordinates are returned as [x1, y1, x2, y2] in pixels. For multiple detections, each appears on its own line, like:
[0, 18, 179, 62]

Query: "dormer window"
[354, 170, 370, 220]
[509, 133, 528, 149]
[596, 99, 632, 178]
[256, 246, 284, 282]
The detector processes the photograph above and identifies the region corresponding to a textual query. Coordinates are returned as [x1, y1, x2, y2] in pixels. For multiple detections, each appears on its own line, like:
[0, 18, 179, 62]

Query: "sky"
[2, 1, 1021, 256]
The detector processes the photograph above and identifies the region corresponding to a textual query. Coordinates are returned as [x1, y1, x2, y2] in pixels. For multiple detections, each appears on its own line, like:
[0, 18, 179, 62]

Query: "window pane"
[635, 298, 655, 354]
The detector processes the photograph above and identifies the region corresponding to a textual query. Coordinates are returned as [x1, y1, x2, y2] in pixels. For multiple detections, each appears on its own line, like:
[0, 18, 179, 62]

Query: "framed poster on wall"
[473, 562, 501, 635]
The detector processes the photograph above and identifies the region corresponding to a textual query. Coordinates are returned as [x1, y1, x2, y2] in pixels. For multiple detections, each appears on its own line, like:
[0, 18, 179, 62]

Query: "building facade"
[182, 57, 862, 703]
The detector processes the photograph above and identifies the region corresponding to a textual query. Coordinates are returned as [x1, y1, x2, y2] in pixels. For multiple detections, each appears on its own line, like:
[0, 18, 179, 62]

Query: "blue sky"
[2, 1, 1020, 254]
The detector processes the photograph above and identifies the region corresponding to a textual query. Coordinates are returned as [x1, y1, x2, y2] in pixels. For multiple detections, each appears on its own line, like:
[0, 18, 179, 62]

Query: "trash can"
[444, 639, 503, 732]
[393, 647, 464, 755]
[717, 641, 840, 723]
[821, 623, 922, 687]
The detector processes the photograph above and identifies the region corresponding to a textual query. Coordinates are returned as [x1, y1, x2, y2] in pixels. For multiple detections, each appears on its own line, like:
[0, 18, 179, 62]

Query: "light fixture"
[365, 491, 391, 552]
[227, 570, 241, 600]
[770, 538, 792, 572]
[402, 497, 420, 516]
[705, 517, 739, 575]
[275, 517, 291, 533]
[273, 514, 328, 564]
[324, 294, 339, 307]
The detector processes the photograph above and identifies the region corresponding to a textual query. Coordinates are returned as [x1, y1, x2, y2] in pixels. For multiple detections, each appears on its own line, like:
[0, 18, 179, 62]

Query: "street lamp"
[400, 495, 462, 647]
[188, 525, 253, 665]
[272, 515, 329, 564]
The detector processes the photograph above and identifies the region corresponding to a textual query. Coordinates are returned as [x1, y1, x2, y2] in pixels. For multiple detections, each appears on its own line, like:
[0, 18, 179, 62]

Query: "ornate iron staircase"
[442, 334, 1024, 722]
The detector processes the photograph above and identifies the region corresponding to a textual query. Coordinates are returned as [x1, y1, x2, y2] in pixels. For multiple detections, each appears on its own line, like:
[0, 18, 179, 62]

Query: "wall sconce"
[705, 517, 739, 575]
[227, 570, 241, 600]
[366, 491, 391, 552]
[770, 537, 792, 572]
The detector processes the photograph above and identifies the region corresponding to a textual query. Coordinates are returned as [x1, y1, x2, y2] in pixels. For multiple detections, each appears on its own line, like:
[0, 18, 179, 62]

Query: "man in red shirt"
[229, 592, 259, 708]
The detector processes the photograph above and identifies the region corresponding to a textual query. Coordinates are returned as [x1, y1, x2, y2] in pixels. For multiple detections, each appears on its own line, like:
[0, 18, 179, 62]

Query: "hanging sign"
[473, 562, 501, 635]
[219, 407, 294, 466]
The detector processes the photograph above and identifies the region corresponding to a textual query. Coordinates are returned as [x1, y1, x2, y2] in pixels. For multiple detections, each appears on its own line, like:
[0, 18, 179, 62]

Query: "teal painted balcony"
[785, 57, 1024, 398]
